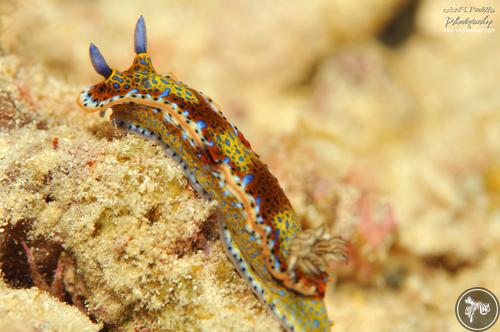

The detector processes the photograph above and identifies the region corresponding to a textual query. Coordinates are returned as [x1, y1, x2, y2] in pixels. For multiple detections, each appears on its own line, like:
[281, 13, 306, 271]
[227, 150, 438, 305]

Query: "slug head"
[77, 16, 182, 112]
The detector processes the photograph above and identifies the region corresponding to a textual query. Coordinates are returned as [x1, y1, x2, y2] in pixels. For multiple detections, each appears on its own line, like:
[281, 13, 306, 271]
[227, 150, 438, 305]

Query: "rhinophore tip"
[89, 43, 112, 78]
[134, 15, 147, 54]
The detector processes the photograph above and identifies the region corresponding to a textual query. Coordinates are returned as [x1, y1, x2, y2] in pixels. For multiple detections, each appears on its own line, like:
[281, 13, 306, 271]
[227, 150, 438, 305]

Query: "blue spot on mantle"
[242, 174, 254, 186]
[159, 88, 171, 98]
[197, 120, 207, 129]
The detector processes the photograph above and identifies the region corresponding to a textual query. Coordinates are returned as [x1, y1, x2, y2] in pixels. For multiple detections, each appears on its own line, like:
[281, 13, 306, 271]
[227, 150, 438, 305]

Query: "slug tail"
[220, 219, 332, 332]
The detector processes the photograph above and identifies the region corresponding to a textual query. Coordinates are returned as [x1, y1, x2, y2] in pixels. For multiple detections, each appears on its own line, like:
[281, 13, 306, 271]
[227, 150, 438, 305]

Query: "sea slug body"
[76, 16, 347, 332]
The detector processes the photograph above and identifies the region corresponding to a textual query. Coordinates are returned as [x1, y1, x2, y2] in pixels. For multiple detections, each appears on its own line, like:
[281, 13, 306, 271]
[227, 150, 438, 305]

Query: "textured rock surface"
[0, 280, 100, 332]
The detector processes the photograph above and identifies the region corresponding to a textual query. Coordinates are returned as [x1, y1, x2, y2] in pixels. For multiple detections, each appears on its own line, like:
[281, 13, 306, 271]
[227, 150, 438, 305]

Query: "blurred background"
[1, 0, 499, 331]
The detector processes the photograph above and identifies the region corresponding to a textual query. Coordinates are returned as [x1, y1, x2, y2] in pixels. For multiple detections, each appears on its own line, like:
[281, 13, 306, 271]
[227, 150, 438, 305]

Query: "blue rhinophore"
[89, 43, 112, 78]
[134, 16, 147, 54]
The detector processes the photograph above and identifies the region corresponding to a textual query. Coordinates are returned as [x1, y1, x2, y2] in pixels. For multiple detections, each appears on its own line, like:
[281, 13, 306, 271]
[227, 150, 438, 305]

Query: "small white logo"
[465, 296, 491, 323]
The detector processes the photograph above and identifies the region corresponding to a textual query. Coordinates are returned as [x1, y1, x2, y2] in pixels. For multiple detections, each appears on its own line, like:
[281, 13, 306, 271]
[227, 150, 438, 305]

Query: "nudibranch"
[76, 16, 347, 332]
